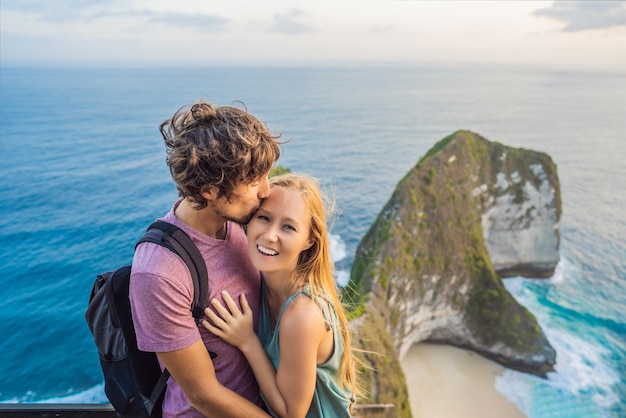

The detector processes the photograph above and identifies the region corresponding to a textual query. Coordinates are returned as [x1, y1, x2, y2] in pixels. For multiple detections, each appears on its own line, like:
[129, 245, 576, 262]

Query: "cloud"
[268, 9, 314, 34]
[1, 0, 120, 22]
[129, 10, 229, 31]
[532, 0, 626, 32]
[1, 0, 228, 30]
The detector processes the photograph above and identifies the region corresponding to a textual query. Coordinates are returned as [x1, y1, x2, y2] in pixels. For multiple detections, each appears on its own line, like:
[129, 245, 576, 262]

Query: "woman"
[203, 173, 356, 417]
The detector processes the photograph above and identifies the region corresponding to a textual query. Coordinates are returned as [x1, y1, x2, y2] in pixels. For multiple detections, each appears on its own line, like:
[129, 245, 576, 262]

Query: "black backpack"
[85, 221, 213, 417]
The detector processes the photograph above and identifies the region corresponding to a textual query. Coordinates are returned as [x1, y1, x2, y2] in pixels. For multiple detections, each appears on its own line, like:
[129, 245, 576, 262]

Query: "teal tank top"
[257, 282, 354, 417]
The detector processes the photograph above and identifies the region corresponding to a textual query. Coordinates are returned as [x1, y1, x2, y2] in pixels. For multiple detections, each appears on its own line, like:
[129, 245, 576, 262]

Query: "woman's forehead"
[263, 187, 308, 218]
[265, 186, 298, 205]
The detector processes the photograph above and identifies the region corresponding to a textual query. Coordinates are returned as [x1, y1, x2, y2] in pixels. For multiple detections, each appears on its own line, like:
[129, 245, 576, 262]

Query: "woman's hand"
[202, 291, 256, 350]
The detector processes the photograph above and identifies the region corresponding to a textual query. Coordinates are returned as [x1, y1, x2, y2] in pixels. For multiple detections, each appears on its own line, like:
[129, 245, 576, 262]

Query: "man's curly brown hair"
[160, 101, 282, 209]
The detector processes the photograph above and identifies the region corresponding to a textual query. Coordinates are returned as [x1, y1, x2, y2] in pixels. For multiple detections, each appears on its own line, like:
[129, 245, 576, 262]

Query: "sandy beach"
[401, 343, 526, 418]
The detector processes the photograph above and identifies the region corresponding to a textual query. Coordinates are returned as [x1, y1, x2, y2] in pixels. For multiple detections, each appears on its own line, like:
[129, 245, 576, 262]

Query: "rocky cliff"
[346, 131, 560, 416]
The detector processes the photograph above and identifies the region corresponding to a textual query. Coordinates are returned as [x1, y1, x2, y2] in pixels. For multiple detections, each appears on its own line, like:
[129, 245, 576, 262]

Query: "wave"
[330, 233, 351, 287]
[35, 384, 109, 404]
[1, 384, 108, 404]
[330, 233, 347, 262]
[495, 326, 622, 417]
[335, 270, 350, 288]
[546, 257, 569, 284]
[498, 267, 624, 417]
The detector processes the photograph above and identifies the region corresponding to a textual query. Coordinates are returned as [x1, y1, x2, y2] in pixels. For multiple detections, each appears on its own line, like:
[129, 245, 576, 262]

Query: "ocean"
[0, 64, 624, 417]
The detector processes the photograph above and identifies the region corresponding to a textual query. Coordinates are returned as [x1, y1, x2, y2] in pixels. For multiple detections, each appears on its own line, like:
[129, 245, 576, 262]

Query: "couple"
[129, 101, 356, 417]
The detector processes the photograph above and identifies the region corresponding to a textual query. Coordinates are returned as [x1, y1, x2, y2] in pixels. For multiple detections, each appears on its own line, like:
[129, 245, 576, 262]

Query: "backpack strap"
[137, 221, 209, 320]
[137, 222, 216, 361]
[133, 221, 216, 416]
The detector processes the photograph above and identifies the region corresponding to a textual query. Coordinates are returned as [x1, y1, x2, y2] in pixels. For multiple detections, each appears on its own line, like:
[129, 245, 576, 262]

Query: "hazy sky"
[1, 1, 625, 70]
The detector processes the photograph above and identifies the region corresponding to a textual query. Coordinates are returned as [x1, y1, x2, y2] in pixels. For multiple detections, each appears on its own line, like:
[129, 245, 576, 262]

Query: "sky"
[1, 1, 626, 71]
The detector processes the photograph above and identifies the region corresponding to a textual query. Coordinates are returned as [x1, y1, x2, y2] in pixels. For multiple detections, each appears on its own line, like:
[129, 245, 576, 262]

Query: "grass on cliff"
[352, 311, 412, 417]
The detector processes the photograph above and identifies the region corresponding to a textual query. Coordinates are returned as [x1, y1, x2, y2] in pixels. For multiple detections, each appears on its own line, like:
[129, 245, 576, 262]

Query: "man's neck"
[174, 198, 227, 239]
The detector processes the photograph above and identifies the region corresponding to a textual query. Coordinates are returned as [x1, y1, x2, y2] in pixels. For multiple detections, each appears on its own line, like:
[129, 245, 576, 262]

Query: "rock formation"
[346, 131, 560, 416]
[479, 152, 561, 278]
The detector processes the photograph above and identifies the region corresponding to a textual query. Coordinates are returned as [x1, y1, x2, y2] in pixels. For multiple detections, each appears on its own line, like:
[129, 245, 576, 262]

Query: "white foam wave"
[499, 277, 621, 416]
[35, 384, 108, 404]
[335, 270, 350, 288]
[329, 233, 346, 262]
[547, 328, 620, 407]
[546, 256, 577, 285]
[494, 373, 534, 416]
[496, 326, 622, 416]
[0, 384, 109, 404]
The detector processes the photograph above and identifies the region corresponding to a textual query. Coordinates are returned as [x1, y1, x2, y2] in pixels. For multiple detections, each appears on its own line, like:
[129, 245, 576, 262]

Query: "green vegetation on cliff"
[344, 131, 558, 414]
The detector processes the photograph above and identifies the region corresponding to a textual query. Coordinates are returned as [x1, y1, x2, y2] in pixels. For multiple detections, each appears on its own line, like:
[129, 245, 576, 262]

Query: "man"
[130, 101, 281, 417]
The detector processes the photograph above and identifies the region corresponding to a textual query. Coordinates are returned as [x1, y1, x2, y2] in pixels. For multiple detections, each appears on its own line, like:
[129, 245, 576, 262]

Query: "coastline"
[401, 343, 525, 418]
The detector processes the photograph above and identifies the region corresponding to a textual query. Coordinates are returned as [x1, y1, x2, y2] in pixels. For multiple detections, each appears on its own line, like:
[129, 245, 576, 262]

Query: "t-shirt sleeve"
[129, 242, 201, 353]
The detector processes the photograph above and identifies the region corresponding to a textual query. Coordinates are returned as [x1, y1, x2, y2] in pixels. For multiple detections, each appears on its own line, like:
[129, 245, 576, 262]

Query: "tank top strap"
[282, 285, 335, 331]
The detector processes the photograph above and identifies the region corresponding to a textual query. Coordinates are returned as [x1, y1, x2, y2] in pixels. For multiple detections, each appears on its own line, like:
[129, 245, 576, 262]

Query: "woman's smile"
[257, 245, 278, 256]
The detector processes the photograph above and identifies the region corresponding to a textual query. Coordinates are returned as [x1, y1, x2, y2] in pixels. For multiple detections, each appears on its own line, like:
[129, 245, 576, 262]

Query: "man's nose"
[258, 177, 270, 199]
[265, 223, 279, 242]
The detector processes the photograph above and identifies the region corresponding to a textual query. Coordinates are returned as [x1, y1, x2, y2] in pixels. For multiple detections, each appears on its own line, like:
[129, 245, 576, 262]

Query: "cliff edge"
[347, 131, 559, 416]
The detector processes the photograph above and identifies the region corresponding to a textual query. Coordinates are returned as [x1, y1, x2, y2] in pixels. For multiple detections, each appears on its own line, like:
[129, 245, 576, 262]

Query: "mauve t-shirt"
[129, 201, 262, 417]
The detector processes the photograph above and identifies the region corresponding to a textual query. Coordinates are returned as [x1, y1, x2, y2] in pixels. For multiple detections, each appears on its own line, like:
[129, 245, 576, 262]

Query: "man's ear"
[202, 186, 219, 202]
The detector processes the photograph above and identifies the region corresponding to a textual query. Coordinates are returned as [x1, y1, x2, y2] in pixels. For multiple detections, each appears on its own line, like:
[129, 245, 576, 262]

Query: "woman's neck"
[263, 271, 301, 307]
[263, 270, 301, 329]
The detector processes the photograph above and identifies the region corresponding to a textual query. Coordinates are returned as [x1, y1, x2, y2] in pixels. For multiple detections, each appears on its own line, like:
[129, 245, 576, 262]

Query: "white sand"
[401, 343, 526, 418]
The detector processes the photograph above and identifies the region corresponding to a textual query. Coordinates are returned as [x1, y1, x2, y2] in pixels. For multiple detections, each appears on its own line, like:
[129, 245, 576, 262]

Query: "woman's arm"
[203, 291, 289, 415]
[203, 291, 327, 418]
[273, 296, 328, 417]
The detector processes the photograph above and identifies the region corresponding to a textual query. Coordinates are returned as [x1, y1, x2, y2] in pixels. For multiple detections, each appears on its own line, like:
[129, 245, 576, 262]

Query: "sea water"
[1, 64, 624, 417]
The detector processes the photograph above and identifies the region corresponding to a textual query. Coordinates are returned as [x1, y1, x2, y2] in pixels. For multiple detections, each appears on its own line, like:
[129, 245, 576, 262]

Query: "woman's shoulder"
[280, 293, 327, 336]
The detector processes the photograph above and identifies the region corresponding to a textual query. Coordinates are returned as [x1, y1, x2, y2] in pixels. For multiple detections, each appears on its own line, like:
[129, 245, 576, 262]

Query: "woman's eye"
[258, 215, 269, 222]
[284, 224, 296, 231]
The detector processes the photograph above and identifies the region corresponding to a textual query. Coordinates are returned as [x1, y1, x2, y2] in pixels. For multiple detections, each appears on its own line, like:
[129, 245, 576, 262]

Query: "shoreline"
[400, 343, 525, 418]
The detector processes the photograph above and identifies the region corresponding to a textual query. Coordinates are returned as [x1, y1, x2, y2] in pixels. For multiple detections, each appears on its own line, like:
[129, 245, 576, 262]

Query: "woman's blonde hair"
[269, 173, 356, 396]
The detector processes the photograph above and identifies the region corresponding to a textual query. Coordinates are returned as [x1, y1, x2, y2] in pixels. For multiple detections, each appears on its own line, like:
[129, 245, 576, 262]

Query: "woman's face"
[246, 186, 313, 275]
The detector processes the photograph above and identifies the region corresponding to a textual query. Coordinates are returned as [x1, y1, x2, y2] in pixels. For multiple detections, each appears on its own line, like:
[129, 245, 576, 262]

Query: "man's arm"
[158, 340, 270, 418]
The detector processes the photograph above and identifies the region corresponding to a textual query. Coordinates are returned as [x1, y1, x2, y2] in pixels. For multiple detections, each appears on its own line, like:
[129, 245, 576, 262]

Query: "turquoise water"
[1, 65, 624, 417]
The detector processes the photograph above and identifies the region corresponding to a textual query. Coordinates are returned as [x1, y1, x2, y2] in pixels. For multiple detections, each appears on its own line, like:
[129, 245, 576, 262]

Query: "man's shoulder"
[129, 242, 194, 314]
[132, 240, 188, 277]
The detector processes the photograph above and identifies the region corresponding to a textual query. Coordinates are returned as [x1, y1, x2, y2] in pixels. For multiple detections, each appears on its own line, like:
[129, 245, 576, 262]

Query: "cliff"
[346, 131, 559, 416]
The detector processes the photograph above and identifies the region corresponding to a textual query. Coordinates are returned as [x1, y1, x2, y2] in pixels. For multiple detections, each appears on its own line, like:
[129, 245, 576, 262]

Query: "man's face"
[210, 175, 271, 224]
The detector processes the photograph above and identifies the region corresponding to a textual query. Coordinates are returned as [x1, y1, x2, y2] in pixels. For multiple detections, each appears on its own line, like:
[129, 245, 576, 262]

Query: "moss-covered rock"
[345, 131, 559, 415]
